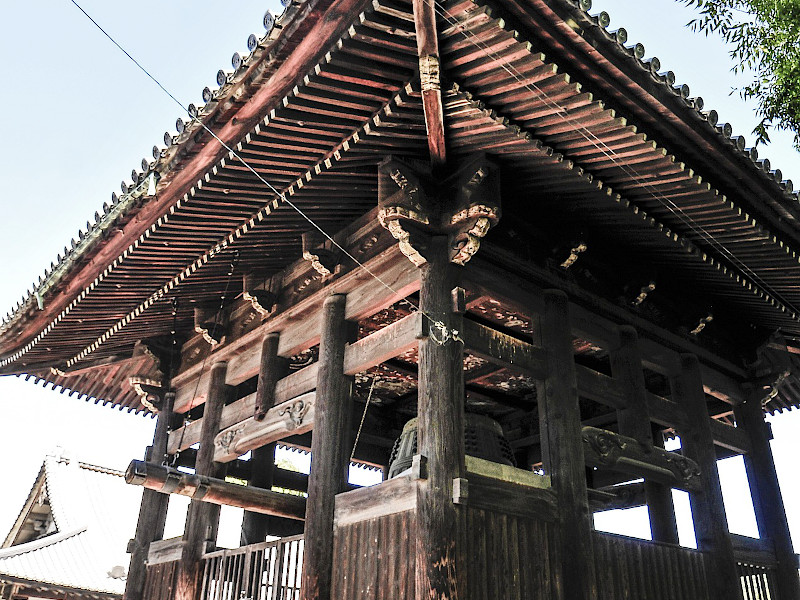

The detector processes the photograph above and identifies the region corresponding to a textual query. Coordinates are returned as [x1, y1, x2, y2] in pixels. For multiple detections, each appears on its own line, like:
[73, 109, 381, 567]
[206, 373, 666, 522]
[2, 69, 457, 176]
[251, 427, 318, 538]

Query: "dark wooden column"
[609, 326, 679, 545]
[734, 392, 800, 600]
[254, 332, 288, 420]
[124, 391, 174, 600]
[416, 235, 465, 600]
[242, 332, 289, 546]
[647, 424, 680, 545]
[300, 294, 353, 600]
[175, 361, 229, 600]
[540, 290, 596, 600]
[672, 354, 742, 600]
[240, 443, 276, 546]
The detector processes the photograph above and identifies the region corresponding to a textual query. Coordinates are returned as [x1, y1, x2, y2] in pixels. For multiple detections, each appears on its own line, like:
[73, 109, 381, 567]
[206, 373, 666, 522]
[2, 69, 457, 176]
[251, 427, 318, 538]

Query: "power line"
[39, 0, 800, 370]
[49, 0, 467, 369]
[425, 0, 800, 319]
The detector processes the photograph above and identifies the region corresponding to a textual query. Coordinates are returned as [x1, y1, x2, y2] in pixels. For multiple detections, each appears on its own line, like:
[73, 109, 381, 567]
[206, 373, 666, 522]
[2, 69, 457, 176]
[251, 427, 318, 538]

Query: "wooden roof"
[2, 0, 800, 411]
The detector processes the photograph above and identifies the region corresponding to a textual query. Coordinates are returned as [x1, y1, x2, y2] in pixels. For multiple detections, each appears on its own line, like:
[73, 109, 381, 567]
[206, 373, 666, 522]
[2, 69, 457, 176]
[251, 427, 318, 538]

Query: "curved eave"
[0, 0, 371, 359]
[498, 0, 800, 246]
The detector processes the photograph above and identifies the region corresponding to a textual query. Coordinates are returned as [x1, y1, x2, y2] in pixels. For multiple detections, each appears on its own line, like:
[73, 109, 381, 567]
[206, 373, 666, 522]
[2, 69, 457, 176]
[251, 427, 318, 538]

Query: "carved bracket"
[582, 426, 702, 491]
[242, 273, 277, 319]
[129, 376, 165, 412]
[448, 157, 501, 265]
[194, 305, 226, 346]
[747, 331, 796, 405]
[377, 155, 501, 267]
[301, 230, 341, 277]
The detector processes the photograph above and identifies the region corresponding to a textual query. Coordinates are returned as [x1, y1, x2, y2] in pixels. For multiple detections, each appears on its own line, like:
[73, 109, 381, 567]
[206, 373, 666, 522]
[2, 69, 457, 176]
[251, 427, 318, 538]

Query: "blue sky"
[0, 0, 799, 548]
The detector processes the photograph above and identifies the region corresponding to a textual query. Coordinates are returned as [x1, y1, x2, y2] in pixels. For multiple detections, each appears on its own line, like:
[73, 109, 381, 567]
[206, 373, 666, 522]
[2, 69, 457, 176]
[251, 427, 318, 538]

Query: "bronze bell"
[387, 413, 515, 478]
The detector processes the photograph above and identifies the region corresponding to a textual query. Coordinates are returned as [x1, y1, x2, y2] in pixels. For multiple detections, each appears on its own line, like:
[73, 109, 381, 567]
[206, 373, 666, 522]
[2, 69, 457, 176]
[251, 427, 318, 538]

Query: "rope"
[351, 376, 377, 462]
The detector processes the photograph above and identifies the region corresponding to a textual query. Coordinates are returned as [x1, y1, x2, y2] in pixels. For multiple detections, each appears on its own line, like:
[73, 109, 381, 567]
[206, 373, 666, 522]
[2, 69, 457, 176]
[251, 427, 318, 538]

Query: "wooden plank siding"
[331, 510, 417, 600]
[464, 508, 562, 600]
[142, 560, 179, 600]
[330, 505, 563, 600]
[594, 533, 710, 600]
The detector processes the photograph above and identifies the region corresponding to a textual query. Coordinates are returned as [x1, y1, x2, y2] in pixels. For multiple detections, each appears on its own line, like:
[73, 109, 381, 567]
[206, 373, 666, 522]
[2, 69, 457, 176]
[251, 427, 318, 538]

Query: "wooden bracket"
[411, 453, 428, 479]
[242, 273, 277, 319]
[378, 157, 433, 267]
[582, 426, 702, 491]
[447, 156, 501, 265]
[194, 305, 226, 346]
[129, 376, 166, 412]
[301, 230, 340, 277]
[377, 155, 501, 267]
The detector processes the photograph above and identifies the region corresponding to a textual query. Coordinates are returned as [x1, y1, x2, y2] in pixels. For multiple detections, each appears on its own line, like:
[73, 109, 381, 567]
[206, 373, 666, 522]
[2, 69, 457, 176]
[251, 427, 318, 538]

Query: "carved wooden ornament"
[582, 426, 702, 491]
[213, 392, 316, 462]
[378, 155, 501, 267]
[129, 376, 165, 412]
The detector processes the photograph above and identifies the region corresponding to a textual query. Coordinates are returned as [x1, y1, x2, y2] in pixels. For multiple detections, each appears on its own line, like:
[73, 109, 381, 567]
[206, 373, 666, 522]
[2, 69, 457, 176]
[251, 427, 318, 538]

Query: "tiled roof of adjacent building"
[0, 451, 143, 598]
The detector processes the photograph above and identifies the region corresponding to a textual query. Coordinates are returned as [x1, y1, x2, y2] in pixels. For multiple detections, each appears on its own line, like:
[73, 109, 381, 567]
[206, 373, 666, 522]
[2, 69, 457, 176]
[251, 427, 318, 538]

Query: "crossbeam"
[126, 461, 306, 520]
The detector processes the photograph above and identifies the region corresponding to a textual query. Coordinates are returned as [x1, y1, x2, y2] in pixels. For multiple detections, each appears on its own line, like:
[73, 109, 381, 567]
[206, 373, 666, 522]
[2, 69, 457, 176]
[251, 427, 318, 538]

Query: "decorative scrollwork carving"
[279, 399, 310, 430]
[377, 156, 501, 267]
[243, 289, 276, 319]
[582, 426, 702, 491]
[583, 427, 627, 466]
[664, 452, 702, 480]
[129, 376, 165, 412]
[216, 426, 245, 455]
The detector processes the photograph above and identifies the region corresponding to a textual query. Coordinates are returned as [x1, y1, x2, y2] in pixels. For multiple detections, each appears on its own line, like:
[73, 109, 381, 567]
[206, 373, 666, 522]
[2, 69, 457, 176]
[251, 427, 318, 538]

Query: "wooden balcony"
[164, 455, 787, 600]
[140, 486, 788, 600]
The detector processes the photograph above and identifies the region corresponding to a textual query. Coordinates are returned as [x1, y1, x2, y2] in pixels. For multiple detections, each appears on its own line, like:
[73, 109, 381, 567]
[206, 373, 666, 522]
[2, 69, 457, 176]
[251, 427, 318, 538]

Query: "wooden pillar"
[647, 424, 680, 545]
[124, 391, 174, 600]
[242, 332, 289, 546]
[240, 443, 276, 546]
[734, 393, 800, 600]
[672, 354, 742, 600]
[609, 326, 679, 545]
[175, 361, 229, 600]
[254, 332, 288, 420]
[540, 289, 596, 600]
[300, 294, 353, 600]
[416, 235, 465, 600]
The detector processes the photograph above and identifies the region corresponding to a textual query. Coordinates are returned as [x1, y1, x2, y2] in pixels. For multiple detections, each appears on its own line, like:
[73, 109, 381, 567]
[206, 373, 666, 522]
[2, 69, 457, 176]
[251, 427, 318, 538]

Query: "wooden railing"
[733, 534, 781, 599]
[200, 536, 304, 600]
[736, 561, 779, 600]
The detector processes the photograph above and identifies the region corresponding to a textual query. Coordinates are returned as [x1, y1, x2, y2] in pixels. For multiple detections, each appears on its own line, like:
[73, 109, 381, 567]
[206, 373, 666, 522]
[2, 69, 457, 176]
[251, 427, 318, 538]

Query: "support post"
[734, 392, 800, 599]
[243, 332, 289, 545]
[175, 361, 229, 600]
[416, 235, 465, 600]
[240, 443, 277, 545]
[300, 294, 353, 600]
[254, 332, 289, 420]
[609, 326, 678, 545]
[540, 289, 596, 600]
[673, 354, 742, 600]
[647, 424, 680, 545]
[124, 391, 174, 600]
